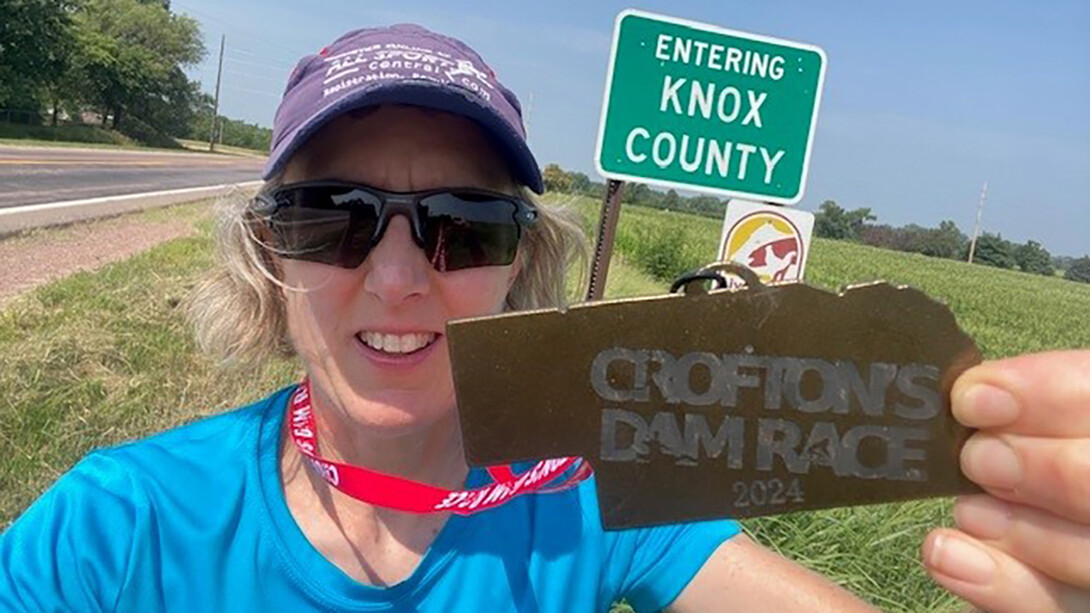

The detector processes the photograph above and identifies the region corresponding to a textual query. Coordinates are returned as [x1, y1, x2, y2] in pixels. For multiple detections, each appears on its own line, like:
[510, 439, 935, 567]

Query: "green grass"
[0, 203, 300, 526]
[0, 137, 181, 152]
[554, 194, 1090, 357]
[0, 132, 266, 157]
[0, 121, 146, 147]
[176, 138, 267, 158]
[2, 195, 1089, 611]
[0, 122, 242, 154]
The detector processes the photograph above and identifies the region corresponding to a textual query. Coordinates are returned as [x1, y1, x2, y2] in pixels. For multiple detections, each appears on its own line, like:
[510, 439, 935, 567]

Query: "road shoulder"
[0, 201, 210, 303]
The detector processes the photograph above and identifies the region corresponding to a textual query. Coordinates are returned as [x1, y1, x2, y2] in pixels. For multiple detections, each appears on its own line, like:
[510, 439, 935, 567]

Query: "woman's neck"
[313, 391, 469, 488]
[278, 383, 469, 586]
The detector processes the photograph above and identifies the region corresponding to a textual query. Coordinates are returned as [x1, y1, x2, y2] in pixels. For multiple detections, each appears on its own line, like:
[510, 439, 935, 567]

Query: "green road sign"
[595, 10, 827, 205]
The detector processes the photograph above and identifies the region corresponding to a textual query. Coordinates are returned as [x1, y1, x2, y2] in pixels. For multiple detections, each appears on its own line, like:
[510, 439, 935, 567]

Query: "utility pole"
[209, 34, 225, 152]
[523, 91, 535, 141]
[967, 181, 987, 264]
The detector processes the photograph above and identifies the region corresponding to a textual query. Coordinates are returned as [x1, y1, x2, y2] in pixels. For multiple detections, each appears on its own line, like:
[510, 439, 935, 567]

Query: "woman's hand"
[923, 350, 1090, 612]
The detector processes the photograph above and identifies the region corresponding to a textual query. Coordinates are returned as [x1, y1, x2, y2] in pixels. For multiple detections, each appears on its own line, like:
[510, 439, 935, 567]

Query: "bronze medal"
[448, 264, 981, 529]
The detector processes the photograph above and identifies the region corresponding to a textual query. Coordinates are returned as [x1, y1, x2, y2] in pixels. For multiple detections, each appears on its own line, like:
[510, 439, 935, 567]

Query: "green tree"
[846, 208, 876, 237]
[1015, 240, 1055, 276]
[542, 163, 572, 192]
[184, 92, 271, 151]
[0, 0, 76, 114]
[1064, 256, 1090, 284]
[968, 233, 1017, 269]
[924, 220, 967, 259]
[569, 172, 591, 195]
[814, 201, 846, 238]
[624, 182, 653, 206]
[686, 195, 724, 217]
[663, 189, 680, 209]
[219, 116, 273, 150]
[584, 181, 605, 199]
[68, 0, 204, 136]
[814, 200, 876, 241]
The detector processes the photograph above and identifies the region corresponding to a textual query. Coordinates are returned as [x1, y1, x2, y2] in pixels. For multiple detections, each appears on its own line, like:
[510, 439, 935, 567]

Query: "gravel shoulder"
[0, 202, 206, 303]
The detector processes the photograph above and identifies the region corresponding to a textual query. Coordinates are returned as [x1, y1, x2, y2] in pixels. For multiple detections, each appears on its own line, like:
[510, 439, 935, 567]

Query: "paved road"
[0, 145, 265, 209]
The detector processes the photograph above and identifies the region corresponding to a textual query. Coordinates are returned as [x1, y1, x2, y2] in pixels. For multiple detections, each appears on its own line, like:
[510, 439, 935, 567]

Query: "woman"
[1, 23, 1087, 612]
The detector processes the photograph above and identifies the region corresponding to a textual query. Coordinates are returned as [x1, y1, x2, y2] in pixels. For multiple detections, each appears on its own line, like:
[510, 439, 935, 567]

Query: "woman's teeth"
[359, 332, 437, 354]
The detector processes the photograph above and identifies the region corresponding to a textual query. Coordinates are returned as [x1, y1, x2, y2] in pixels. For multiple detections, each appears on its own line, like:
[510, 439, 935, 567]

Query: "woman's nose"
[362, 215, 430, 305]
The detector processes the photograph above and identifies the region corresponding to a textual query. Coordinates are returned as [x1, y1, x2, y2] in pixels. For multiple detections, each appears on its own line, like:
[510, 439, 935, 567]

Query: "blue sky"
[175, 0, 1089, 257]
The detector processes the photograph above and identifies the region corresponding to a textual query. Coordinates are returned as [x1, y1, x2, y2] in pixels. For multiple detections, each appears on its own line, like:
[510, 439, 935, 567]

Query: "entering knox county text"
[621, 35, 788, 184]
[596, 10, 825, 203]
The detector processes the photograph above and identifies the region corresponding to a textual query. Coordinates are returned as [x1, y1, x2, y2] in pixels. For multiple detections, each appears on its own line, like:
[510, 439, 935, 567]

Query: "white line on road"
[0, 181, 264, 217]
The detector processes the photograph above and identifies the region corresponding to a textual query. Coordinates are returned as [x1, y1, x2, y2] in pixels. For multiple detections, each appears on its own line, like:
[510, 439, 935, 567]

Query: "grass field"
[0, 121, 140, 147]
[0, 124, 266, 157]
[177, 138, 267, 158]
[554, 194, 1090, 357]
[1, 195, 1088, 611]
[0, 136, 184, 152]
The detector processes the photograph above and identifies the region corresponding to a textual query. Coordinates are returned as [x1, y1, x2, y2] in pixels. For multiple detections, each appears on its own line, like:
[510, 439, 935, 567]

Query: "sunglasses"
[254, 180, 538, 272]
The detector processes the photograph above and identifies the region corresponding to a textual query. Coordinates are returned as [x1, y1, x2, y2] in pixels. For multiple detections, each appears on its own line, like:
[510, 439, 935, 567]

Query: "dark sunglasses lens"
[420, 193, 521, 272]
[267, 186, 382, 268]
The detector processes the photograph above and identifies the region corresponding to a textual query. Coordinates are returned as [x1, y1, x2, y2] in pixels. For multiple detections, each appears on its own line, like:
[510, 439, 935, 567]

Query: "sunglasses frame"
[253, 180, 539, 271]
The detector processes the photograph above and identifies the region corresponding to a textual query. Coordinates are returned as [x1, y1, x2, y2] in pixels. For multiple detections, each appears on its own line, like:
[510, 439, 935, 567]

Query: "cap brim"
[262, 80, 544, 194]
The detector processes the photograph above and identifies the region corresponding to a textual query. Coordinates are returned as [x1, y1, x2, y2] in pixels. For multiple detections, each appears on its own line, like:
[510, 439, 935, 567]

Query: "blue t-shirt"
[0, 386, 740, 612]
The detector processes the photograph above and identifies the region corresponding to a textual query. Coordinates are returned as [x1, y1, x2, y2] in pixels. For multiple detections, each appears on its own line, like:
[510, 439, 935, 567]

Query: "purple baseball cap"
[264, 24, 544, 194]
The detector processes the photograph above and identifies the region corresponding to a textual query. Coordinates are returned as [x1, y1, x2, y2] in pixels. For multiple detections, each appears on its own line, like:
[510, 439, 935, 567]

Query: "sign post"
[595, 10, 826, 204]
[585, 179, 626, 301]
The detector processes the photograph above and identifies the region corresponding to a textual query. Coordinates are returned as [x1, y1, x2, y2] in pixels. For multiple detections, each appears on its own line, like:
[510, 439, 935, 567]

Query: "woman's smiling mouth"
[356, 331, 439, 355]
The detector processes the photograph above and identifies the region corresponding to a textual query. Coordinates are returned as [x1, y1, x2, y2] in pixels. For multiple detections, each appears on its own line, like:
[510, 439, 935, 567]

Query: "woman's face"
[279, 106, 521, 436]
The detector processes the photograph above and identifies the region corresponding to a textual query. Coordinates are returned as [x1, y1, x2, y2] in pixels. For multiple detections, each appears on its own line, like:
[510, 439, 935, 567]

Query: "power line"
[227, 46, 298, 69]
[224, 69, 289, 86]
[171, 0, 314, 59]
[223, 84, 283, 99]
[209, 33, 225, 152]
[967, 181, 988, 264]
[224, 55, 294, 73]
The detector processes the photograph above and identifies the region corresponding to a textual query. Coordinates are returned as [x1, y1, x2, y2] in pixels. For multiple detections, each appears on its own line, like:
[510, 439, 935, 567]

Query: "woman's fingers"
[953, 495, 1090, 588]
[923, 529, 1090, 613]
[961, 433, 1090, 524]
[951, 350, 1090, 437]
[935, 350, 1090, 611]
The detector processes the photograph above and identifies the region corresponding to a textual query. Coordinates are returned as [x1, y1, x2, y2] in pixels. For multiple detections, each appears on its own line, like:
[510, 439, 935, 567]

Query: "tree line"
[813, 200, 1089, 283]
[542, 163, 1090, 283]
[0, 0, 271, 150]
[543, 163, 729, 218]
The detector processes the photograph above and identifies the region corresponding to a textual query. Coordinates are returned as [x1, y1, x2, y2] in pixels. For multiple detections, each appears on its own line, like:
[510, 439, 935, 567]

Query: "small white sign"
[717, 199, 815, 286]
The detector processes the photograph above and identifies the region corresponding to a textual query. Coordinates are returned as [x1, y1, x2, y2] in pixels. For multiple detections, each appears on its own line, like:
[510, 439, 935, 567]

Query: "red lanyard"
[287, 380, 592, 514]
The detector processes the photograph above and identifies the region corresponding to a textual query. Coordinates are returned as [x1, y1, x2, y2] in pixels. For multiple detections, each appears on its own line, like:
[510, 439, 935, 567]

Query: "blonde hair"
[186, 180, 588, 367]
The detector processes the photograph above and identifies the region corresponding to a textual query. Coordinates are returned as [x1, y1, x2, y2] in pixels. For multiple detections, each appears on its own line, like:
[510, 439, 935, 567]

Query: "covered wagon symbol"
[724, 213, 804, 284]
